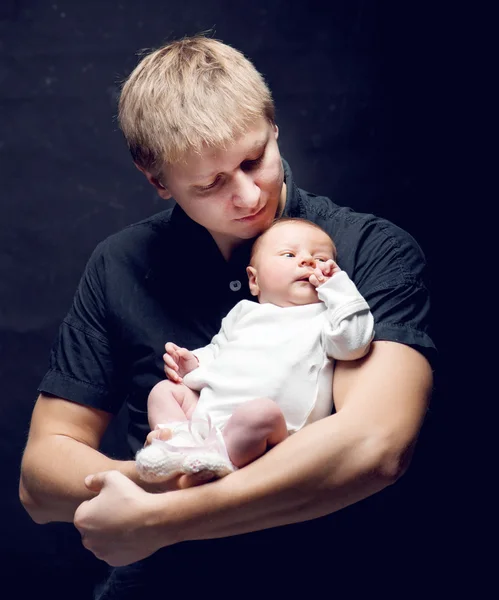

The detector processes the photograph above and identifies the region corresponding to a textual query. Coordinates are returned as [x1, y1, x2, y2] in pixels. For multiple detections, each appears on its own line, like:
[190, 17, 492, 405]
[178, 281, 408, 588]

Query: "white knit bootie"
[135, 419, 235, 482]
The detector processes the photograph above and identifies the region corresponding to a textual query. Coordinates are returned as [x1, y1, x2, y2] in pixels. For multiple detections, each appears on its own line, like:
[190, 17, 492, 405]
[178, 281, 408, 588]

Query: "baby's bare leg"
[222, 398, 288, 468]
[147, 379, 199, 431]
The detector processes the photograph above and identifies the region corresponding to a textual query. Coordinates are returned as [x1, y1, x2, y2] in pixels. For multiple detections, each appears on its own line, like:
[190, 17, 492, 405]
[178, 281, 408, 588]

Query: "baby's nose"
[300, 255, 316, 267]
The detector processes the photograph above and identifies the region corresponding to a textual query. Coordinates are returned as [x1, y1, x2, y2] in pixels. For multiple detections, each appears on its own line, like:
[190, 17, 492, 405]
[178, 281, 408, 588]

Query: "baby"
[135, 217, 374, 481]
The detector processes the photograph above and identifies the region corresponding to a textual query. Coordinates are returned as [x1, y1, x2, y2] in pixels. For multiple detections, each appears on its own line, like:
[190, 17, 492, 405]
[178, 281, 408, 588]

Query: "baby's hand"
[309, 259, 341, 288]
[163, 343, 199, 383]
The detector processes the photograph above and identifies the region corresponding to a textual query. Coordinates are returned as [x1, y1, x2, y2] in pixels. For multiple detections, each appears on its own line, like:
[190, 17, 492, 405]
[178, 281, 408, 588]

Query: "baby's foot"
[182, 452, 235, 479]
[135, 440, 186, 482]
[136, 418, 235, 481]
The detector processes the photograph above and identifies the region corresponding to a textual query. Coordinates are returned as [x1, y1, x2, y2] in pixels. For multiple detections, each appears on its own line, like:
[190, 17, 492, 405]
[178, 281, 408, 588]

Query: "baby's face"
[247, 222, 335, 307]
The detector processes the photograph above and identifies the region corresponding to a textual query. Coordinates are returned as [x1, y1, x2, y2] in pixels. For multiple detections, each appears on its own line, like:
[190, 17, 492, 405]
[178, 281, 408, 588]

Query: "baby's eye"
[316, 257, 327, 262]
[283, 252, 295, 258]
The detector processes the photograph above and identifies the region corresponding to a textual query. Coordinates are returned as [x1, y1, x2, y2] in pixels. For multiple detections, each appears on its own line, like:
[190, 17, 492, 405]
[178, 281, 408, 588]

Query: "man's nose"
[232, 171, 260, 209]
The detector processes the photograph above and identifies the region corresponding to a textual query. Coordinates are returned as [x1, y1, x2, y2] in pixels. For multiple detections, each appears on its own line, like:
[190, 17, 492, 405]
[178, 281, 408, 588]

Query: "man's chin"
[235, 215, 272, 237]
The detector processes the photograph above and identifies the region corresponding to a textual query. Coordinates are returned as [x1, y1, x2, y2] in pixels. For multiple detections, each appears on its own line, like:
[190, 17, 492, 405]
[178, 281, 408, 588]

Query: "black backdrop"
[0, 1, 469, 597]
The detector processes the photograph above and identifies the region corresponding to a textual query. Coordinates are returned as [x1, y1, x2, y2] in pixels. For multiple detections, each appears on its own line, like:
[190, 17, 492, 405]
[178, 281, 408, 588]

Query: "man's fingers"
[153, 428, 173, 441]
[144, 427, 174, 447]
[145, 431, 156, 446]
[73, 500, 90, 534]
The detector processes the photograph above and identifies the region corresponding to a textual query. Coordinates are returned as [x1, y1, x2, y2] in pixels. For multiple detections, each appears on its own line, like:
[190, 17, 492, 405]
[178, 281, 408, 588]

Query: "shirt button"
[229, 280, 242, 292]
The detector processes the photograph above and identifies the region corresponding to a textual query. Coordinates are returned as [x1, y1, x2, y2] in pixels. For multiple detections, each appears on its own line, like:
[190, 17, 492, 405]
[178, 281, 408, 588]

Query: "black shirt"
[38, 159, 436, 457]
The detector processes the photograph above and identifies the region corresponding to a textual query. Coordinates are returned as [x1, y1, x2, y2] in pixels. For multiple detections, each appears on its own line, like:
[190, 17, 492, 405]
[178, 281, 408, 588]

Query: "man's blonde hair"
[118, 35, 275, 176]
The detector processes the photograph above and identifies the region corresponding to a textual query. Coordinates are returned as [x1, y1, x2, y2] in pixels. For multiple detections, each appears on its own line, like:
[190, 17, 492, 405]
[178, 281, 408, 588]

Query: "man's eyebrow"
[193, 137, 269, 183]
[242, 137, 268, 158]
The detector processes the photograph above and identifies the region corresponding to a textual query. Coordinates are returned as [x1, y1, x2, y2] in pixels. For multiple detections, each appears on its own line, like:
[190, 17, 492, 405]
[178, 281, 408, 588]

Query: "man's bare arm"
[150, 341, 433, 541]
[19, 394, 143, 523]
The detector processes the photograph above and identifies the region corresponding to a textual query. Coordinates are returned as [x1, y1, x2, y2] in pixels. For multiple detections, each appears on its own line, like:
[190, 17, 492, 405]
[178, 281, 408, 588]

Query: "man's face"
[247, 222, 336, 307]
[144, 118, 285, 257]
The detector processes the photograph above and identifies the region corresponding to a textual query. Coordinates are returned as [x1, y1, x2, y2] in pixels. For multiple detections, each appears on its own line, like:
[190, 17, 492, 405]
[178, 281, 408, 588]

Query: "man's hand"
[309, 259, 341, 288]
[74, 470, 180, 566]
[163, 342, 199, 382]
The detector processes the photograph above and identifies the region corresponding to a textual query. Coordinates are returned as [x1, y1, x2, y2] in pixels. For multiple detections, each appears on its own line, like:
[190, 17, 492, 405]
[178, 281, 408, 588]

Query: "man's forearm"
[20, 435, 137, 524]
[151, 411, 396, 541]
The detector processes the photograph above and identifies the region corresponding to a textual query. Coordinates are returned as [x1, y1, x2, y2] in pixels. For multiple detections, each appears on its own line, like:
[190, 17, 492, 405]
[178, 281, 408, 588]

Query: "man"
[20, 36, 435, 595]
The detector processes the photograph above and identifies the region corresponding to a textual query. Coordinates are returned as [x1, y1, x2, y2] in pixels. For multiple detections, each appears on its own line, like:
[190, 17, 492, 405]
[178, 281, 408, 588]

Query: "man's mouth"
[235, 206, 265, 221]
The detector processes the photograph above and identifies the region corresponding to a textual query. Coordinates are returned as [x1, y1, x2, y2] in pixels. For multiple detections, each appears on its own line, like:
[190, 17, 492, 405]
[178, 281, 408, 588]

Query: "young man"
[19, 36, 435, 594]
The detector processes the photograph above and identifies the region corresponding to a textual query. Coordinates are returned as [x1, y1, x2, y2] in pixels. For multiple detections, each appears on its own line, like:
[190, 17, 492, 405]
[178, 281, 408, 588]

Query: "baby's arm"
[163, 343, 199, 383]
[163, 302, 244, 381]
[316, 268, 374, 360]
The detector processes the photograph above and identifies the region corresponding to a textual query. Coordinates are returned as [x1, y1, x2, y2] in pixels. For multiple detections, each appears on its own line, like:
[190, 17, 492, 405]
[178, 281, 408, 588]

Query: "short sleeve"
[352, 218, 437, 369]
[37, 242, 126, 414]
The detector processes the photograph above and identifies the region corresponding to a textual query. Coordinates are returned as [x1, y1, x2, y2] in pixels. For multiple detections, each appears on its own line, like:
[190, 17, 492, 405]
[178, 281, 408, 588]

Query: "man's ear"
[134, 163, 172, 200]
[273, 123, 279, 140]
[246, 266, 260, 297]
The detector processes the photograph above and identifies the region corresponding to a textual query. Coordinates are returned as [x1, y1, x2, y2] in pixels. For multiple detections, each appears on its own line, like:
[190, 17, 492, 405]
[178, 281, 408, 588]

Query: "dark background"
[1, 0, 472, 597]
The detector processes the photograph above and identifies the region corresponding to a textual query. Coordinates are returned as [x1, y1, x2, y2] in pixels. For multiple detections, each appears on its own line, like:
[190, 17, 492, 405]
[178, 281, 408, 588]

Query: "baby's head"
[247, 218, 337, 307]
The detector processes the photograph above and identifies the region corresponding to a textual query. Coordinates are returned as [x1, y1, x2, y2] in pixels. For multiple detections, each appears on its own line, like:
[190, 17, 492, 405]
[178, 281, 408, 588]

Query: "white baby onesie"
[135, 271, 374, 480]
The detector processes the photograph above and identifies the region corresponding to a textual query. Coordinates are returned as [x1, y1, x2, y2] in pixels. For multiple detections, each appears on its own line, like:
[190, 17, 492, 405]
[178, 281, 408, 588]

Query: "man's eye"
[242, 154, 264, 171]
[199, 176, 221, 191]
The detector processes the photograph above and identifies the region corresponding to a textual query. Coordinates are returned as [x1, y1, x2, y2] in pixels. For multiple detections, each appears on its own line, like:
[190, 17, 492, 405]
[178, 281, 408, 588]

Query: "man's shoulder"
[286, 160, 416, 248]
[298, 188, 394, 236]
[90, 207, 175, 265]
[301, 188, 419, 244]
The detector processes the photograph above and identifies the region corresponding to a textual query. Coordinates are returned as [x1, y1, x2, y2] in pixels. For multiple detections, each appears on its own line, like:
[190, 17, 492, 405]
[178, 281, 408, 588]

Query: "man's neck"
[214, 234, 240, 262]
[277, 182, 287, 218]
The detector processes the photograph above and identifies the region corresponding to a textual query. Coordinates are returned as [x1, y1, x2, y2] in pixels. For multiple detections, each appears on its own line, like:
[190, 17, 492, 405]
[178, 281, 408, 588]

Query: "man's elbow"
[375, 438, 417, 484]
[19, 476, 50, 524]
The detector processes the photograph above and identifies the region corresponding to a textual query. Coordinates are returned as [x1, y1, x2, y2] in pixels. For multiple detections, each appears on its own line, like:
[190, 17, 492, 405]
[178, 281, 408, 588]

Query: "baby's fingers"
[308, 273, 320, 288]
[163, 353, 179, 370]
[165, 366, 182, 383]
[313, 266, 326, 282]
[330, 261, 342, 276]
[165, 342, 180, 356]
[321, 259, 336, 276]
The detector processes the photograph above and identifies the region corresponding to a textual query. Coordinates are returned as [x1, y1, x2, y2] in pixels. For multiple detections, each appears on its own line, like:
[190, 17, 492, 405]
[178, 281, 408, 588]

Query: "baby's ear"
[246, 266, 260, 297]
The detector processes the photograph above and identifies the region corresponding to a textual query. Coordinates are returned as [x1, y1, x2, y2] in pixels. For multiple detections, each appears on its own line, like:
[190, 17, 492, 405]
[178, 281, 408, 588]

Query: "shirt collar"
[281, 158, 303, 218]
